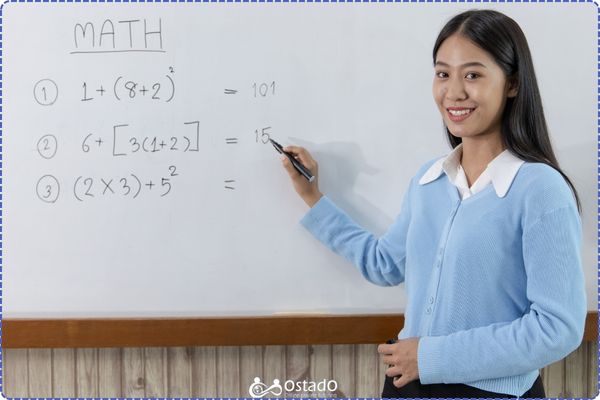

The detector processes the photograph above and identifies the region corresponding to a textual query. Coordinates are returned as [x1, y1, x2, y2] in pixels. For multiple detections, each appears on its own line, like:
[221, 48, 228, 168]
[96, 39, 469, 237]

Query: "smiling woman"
[430, 9, 580, 205]
[432, 41, 518, 144]
[279, 8, 585, 399]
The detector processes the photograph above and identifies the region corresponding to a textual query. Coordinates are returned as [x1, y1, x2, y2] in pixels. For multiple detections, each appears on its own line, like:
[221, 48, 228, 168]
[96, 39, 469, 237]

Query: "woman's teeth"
[448, 109, 473, 116]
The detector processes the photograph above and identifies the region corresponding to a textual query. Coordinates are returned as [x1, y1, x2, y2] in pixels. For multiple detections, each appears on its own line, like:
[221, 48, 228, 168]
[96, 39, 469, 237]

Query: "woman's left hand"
[377, 338, 420, 388]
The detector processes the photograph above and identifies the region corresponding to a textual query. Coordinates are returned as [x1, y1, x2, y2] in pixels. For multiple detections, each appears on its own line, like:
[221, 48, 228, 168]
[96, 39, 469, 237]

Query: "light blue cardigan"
[300, 158, 586, 396]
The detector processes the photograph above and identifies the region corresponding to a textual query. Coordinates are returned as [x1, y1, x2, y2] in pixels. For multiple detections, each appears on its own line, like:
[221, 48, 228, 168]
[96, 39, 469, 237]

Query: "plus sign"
[96, 86, 106, 96]
[145, 181, 155, 190]
[159, 141, 166, 148]
[140, 86, 148, 96]
[95, 137, 104, 146]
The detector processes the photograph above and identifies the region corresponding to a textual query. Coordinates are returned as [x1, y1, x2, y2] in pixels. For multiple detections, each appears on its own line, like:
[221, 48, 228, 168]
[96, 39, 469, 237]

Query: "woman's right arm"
[280, 146, 411, 287]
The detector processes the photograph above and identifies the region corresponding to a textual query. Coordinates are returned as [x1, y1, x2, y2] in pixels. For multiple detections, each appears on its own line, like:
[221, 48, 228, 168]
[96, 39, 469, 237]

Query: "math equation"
[32, 17, 279, 204]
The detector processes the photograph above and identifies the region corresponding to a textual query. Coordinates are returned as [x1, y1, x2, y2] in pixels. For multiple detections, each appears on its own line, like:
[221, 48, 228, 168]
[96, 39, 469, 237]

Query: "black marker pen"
[270, 138, 315, 183]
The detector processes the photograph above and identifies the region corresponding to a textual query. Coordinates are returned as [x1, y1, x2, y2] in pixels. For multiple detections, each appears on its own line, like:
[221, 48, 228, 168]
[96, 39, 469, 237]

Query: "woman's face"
[432, 33, 517, 141]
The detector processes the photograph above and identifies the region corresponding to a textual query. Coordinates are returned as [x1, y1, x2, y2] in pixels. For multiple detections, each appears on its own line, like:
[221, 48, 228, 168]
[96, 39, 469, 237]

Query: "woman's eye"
[435, 71, 479, 79]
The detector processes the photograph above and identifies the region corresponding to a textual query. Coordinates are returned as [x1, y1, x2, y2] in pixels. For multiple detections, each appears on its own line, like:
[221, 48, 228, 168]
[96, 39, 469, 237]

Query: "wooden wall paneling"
[192, 347, 217, 397]
[216, 346, 240, 398]
[167, 347, 192, 397]
[263, 345, 285, 399]
[121, 348, 143, 397]
[144, 347, 168, 397]
[51, 348, 75, 398]
[309, 344, 332, 397]
[332, 344, 355, 398]
[27, 349, 52, 397]
[98, 348, 122, 397]
[285, 345, 309, 397]
[377, 342, 385, 398]
[75, 348, 98, 397]
[3, 348, 28, 397]
[543, 358, 565, 397]
[356, 344, 380, 397]
[240, 346, 263, 397]
[565, 341, 587, 398]
[2, 340, 598, 397]
[588, 339, 598, 398]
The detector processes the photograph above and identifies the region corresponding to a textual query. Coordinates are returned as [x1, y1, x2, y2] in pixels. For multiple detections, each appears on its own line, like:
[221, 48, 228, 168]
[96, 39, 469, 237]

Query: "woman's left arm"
[417, 205, 587, 384]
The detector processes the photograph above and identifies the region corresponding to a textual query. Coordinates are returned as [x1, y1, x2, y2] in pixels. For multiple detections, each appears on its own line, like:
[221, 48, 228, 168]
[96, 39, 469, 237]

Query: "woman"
[279, 9, 586, 399]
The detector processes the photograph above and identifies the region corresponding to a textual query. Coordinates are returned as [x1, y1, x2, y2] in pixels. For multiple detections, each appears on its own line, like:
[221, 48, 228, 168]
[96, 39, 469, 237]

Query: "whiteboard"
[4, 3, 597, 317]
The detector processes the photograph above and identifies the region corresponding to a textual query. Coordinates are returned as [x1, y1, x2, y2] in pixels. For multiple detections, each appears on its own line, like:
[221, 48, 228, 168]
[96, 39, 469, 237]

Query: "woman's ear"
[507, 76, 518, 98]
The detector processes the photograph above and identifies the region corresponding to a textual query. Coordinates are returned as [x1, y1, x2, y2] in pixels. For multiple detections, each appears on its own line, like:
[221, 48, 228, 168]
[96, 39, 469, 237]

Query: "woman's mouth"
[446, 107, 476, 122]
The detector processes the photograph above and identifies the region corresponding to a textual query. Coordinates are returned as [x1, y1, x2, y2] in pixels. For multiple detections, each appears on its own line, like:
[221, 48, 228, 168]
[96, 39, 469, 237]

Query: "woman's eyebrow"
[435, 61, 487, 68]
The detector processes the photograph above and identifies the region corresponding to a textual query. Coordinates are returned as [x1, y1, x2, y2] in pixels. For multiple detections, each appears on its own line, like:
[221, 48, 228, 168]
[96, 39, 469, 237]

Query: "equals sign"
[224, 89, 238, 95]
[225, 138, 238, 144]
[224, 180, 236, 190]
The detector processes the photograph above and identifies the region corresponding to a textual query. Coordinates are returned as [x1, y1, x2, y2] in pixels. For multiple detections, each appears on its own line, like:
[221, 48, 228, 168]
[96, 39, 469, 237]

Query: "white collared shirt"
[418, 143, 525, 199]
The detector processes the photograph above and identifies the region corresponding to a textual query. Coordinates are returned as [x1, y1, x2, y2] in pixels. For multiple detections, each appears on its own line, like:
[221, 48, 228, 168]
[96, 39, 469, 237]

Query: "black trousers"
[382, 374, 545, 398]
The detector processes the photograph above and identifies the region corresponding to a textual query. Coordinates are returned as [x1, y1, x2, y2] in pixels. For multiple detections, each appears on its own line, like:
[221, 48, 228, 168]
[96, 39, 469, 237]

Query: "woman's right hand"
[280, 145, 323, 208]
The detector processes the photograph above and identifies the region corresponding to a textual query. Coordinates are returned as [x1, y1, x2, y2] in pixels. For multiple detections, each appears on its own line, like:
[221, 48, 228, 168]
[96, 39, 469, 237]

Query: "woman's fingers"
[381, 355, 395, 365]
[392, 374, 412, 389]
[281, 156, 300, 178]
[283, 145, 316, 170]
[386, 365, 402, 378]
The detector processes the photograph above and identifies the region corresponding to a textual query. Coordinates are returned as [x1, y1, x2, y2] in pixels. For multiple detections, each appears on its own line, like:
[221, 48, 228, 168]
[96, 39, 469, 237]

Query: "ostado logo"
[249, 376, 338, 398]
[249, 377, 283, 398]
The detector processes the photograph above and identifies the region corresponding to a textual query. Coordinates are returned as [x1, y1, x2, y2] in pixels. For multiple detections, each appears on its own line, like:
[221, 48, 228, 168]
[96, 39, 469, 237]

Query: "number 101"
[253, 81, 275, 98]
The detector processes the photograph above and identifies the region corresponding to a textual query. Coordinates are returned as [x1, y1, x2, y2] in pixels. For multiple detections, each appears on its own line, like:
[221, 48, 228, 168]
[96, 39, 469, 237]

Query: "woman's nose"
[445, 78, 467, 100]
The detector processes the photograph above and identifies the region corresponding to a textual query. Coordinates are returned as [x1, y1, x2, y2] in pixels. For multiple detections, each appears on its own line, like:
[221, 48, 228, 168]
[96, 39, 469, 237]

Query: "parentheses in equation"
[114, 76, 123, 101]
[166, 75, 175, 103]
[74, 176, 84, 202]
[131, 173, 142, 199]
[182, 136, 191, 152]
[142, 137, 149, 153]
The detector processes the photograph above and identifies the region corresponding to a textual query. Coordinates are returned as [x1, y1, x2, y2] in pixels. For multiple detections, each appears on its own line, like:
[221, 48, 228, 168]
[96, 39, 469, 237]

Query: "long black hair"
[432, 9, 581, 212]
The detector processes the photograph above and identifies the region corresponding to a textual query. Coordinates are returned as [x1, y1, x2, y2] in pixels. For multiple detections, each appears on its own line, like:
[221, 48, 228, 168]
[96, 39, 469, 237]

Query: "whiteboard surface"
[4, 3, 597, 317]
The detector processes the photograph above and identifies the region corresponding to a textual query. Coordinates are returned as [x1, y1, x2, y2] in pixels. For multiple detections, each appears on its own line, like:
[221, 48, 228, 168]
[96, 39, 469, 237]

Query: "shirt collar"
[418, 143, 525, 198]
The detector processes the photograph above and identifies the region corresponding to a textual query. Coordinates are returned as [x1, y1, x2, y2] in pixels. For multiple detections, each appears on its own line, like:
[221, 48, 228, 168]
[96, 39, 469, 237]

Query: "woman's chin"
[446, 126, 469, 138]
